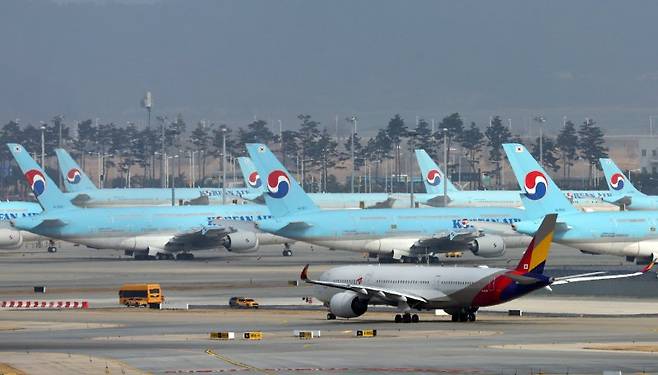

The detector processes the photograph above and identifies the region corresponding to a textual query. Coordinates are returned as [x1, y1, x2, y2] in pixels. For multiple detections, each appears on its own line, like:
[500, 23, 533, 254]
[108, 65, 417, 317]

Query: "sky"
[2, 0, 658, 137]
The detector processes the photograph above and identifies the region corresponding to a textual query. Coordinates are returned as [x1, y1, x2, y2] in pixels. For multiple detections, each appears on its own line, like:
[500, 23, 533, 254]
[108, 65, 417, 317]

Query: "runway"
[1, 242, 657, 374]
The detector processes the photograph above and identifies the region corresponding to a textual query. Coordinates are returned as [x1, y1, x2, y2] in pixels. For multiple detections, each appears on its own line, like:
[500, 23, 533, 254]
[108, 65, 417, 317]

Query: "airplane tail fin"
[414, 149, 458, 194]
[54, 148, 98, 192]
[599, 158, 641, 195]
[245, 143, 318, 217]
[7, 144, 74, 211]
[514, 213, 557, 275]
[237, 157, 265, 195]
[503, 143, 578, 215]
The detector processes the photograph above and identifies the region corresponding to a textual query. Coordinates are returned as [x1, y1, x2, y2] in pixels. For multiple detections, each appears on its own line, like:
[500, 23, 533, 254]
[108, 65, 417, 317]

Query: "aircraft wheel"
[459, 313, 468, 322]
[451, 314, 458, 322]
[327, 312, 336, 320]
[411, 314, 419, 323]
[394, 314, 402, 323]
[282, 249, 293, 257]
[156, 253, 166, 260]
[47, 246, 57, 253]
[467, 313, 476, 322]
[403, 313, 412, 323]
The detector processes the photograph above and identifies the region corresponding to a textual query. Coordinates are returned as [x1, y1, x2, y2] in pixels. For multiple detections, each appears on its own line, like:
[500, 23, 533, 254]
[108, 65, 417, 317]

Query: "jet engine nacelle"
[469, 235, 505, 258]
[329, 291, 368, 318]
[223, 231, 259, 253]
[0, 227, 23, 249]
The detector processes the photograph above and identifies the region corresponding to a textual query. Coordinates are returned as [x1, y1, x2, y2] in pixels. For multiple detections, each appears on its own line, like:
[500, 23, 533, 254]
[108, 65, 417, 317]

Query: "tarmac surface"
[1, 241, 658, 374]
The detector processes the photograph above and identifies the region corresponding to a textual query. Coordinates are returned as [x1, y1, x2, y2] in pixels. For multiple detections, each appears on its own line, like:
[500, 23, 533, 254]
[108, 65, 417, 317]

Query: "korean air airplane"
[599, 157, 658, 210]
[246, 143, 531, 262]
[504, 143, 658, 263]
[415, 149, 614, 209]
[55, 148, 248, 207]
[8, 144, 290, 260]
[302, 214, 653, 323]
[0, 201, 45, 249]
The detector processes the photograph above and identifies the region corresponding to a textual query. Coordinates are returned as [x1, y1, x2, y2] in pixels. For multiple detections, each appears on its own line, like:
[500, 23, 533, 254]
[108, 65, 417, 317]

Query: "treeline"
[0, 112, 608, 195]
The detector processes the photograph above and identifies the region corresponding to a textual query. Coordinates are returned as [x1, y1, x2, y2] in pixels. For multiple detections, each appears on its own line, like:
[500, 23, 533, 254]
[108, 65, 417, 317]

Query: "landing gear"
[282, 243, 293, 257]
[46, 240, 57, 253]
[176, 253, 194, 260]
[394, 313, 419, 323]
[326, 312, 336, 320]
[449, 308, 478, 322]
[156, 253, 174, 260]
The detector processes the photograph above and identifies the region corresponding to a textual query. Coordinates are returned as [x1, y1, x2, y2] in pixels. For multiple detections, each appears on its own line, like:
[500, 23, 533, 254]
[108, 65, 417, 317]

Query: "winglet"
[300, 264, 310, 281]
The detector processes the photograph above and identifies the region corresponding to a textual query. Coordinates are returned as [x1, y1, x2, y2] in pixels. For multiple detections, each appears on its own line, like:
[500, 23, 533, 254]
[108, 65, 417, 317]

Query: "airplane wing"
[70, 193, 92, 207]
[413, 227, 480, 249]
[300, 265, 440, 305]
[423, 195, 452, 207]
[166, 226, 234, 248]
[279, 221, 313, 231]
[551, 261, 654, 285]
[32, 219, 67, 230]
[603, 195, 632, 207]
[186, 195, 210, 206]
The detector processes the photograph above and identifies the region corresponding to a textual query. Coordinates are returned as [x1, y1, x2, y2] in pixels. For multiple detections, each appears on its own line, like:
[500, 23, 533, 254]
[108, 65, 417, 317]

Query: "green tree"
[280, 130, 299, 170]
[385, 114, 408, 191]
[485, 116, 513, 186]
[531, 136, 561, 173]
[578, 118, 608, 187]
[407, 119, 436, 159]
[557, 121, 578, 181]
[437, 113, 464, 175]
[238, 120, 275, 148]
[460, 122, 485, 176]
[190, 122, 211, 182]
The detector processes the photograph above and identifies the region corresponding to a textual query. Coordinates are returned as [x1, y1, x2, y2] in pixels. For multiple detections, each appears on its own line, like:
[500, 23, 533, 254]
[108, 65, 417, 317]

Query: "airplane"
[8, 143, 291, 260]
[302, 213, 654, 323]
[504, 143, 658, 263]
[54, 148, 249, 207]
[0, 201, 47, 250]
[599, 157, 658, 210]
[246, 143, 530, 262]
[415, 149, 615, 209]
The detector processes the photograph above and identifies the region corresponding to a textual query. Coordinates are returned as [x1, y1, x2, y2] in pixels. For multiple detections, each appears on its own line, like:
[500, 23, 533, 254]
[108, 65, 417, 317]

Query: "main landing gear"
[326, 312, 336, 320]
[47, 240, 57, 253]
[175, 253, 194, 260]
[449, 308, 478, 322]
[394, 313, 420, 323]
[282, 243, 293, 257]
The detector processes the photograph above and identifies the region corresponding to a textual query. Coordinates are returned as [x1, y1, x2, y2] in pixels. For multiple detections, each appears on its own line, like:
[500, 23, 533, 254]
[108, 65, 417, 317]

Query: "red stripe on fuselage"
[471, 274, 514, 307]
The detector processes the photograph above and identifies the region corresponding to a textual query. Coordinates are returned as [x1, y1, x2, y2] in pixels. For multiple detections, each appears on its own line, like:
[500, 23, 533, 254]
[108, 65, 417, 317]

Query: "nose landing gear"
[394, 313, 419, 323]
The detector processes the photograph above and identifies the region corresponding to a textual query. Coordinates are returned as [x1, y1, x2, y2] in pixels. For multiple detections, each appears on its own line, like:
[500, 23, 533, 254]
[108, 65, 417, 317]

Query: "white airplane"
[302, 214, 654, 323]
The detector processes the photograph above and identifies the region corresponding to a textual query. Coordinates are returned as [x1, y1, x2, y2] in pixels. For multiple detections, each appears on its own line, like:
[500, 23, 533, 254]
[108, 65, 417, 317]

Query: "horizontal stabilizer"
[504, 272, 543, 285]
[603, 195, 632, 207]
[365, 197, 396, 209]
[424, 195, 452, 207]
[70, 193, 91, 206]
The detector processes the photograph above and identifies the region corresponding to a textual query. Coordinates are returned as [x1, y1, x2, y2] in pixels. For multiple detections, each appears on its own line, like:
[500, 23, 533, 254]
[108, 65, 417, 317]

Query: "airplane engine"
[329, 291, 368, 318]
[223, 231, 259, 253]
[0, 228, 23, 249]
[469, 235, 505, 258]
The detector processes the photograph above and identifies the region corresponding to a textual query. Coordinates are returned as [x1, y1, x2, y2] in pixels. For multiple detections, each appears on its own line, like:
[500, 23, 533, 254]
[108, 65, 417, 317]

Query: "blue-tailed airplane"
[246, 143, 531, 263]
[9, 144, 291, 260]
[55, 148, 248, 207]
[415, 149, 614, 210]
[504, 143, 658, 263]
[599, 157, 658, 210]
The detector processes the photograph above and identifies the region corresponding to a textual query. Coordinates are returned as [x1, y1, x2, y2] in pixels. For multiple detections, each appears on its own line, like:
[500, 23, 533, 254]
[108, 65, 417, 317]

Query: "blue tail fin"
[414, 149, 458, 194]
[502, 143, 577, 215]
[599, 158, 641, 195]
[237, 157, 265, 195]
[7, 144, 74, 211]
[55, 148, 98, 192]
[245, 144, 318, 217]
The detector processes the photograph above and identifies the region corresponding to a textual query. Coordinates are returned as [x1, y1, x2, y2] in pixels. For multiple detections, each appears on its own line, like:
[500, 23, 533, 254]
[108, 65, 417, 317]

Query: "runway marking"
[205, 349, 273, 374]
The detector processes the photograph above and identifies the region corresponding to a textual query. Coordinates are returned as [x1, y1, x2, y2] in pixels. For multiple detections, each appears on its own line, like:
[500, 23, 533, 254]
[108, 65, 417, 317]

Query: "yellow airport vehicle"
[355, 329, 377, 337]
[210, 332, 235, 340]
[119, 283, 164, 309]
[229, 296, 259, 309]
[243, 331, 263, 340]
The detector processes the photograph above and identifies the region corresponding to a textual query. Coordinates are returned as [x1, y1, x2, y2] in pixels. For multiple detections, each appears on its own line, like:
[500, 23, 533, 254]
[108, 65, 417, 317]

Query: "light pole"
[40, 122, 46, 168]
[350, 115, 357, 193]
[534, 115, 546, 167]
[169, 155, 178, 205]
[160, 115, 167, 188]
[443, 128, 448, 207]
[221, 126, 227, 205]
